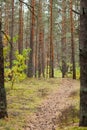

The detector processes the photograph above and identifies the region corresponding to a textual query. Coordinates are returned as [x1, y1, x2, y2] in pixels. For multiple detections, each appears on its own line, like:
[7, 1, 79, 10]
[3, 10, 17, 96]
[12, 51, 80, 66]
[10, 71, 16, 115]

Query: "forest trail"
[24, 79, 80, 130]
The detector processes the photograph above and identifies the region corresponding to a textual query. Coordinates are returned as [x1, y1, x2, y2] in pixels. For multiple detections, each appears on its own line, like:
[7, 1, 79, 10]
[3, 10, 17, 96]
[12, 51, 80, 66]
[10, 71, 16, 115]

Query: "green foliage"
[76, 66, 80, 79]
[56, 127, 87, 130]
[4, 49, 30, 89]
[54, 69, 62, 77]
[3, 46, 10, 59]
[68, 127, 87, 130]
[13, 35, 18, 43]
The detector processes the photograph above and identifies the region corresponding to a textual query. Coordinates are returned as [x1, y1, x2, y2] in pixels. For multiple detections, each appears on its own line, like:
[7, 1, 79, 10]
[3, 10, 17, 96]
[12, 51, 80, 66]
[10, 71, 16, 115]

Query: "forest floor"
[24, 78, 80, 130]
[1, 78, 86, 130]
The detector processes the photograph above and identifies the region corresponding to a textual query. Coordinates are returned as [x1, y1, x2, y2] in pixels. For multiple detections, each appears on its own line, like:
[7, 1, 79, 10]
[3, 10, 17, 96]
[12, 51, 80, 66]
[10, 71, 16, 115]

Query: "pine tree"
[49, 0, 54, 78]
[10, 0, 14, 68]
[70, 0, 76, 79]
[18, 1, 23, 54]
[61, 0, 67, 78]
[79, 0, 87, 126]
[27, 0, 35, 77]
[0, 20, 8, 119]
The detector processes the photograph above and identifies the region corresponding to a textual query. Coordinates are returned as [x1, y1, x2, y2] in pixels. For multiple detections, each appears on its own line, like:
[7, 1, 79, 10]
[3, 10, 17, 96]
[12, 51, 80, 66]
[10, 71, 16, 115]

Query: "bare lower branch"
[19, 0, 37, 18]
[19, 0, 33, 8]
[1, 30, 12, 47]
[72, 9, 80, 15]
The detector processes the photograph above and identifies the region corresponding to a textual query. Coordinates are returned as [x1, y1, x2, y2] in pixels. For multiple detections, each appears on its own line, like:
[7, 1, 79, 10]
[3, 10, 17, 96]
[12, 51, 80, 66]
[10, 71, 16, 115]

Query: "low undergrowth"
[0, 78, 60, 130]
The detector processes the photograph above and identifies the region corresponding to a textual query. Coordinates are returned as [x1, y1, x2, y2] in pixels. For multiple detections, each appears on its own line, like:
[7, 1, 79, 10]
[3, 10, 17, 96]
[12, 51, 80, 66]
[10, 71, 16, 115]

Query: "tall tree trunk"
[42, 28, 45, 77]
[25, 12, 29, 49]
[18, 1, 23, 54]
[4, 2, 9, 45]
[46, 48, 50, 78]
[38, 0, 43, 78]
[61, 0, 67, 78]
[49, 0, 54, 78]
[46, 18, 50, 78]
[79, 0, 87, 126]
[10, 0, 14, 68]
[0, 20, 8, 119]
[70, 0, 76, 79]
[27, 0, 35, 77]
[35, 16, 38, 78]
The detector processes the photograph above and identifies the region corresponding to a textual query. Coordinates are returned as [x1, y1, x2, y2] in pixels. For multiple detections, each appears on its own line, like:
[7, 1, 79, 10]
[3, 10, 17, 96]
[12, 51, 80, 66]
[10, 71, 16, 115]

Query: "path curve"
[24, 78, 79, 130]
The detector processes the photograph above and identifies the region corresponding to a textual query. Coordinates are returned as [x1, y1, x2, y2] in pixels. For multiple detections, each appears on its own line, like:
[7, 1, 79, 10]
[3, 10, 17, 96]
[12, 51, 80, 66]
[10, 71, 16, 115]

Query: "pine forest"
[0, 0, 87, 130]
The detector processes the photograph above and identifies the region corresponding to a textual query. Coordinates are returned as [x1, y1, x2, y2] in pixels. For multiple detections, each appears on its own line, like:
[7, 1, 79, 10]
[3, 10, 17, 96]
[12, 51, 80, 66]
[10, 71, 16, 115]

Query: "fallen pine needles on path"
[24, 79, 80, 130]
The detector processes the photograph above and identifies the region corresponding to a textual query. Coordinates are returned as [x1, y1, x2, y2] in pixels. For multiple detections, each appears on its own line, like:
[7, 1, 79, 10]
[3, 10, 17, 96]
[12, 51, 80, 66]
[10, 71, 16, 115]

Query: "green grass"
[67, 127, 87, 130]
[54, 67, 80, 79]
[54, 69, 62, 77]
[0, 78, 61, 130]
[56, 126, 87, 130]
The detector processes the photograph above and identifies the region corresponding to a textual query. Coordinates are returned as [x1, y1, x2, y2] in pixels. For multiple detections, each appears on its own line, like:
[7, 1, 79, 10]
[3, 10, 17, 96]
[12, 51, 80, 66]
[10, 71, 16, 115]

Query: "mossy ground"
[0, 78, 60, 130]
[0, 68, 82, 130]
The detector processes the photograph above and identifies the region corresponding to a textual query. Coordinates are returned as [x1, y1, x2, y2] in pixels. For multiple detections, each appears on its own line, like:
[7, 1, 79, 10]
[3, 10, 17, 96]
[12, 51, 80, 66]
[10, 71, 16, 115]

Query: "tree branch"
[19, 0, 33, 9]
[19, 0, 37, 18]
[72, 9, 80, 15]
[1, 30, 12, 47]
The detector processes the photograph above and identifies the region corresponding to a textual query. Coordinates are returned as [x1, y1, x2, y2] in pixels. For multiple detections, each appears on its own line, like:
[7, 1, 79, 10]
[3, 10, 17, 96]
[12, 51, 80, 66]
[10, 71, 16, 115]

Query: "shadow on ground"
[52, 104, 79, 128]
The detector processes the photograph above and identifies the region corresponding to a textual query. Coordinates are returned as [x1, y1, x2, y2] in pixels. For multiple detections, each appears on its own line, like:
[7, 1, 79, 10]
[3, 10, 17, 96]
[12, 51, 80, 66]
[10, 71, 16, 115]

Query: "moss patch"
[0, 78, 60, 130]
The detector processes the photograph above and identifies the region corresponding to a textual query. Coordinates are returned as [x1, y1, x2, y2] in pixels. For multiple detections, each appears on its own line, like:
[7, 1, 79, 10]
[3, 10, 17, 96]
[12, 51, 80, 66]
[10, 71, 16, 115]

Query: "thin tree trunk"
[49, 0, 54, 78]
[4, 2, 9, 45]
[35, 17, 38, 78]
[42, 28, 45, 77]
[46, 50, 49, 78]
[25, 12, 29, 49]
[70, 0, 76, 79]
[46, 18, 50, 78]
[10, 0, 14, 68]
[79, 0, 87, 126]
[61, 0, 67, 78]
[18, 1, 23, 54]
[27, 0, 35, 77]
[38, 0, 43, 78]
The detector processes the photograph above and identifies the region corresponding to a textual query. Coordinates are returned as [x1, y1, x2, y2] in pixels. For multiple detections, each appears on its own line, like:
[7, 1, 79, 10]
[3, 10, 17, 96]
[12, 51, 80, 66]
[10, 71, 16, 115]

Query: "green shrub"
[4, 49, 30, 89]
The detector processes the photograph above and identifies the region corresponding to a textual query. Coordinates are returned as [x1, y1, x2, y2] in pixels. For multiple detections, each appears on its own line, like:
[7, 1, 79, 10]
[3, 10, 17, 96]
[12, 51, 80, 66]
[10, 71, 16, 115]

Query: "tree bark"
[0, 21, 8, 119]
[35, 15, 38, 78]
[61, 0, 67, 78]
[10, 0, 14, 68]
[49, 0, 54, 78]
[27, 0, 35, 77]
[70, 0, 76, 79]
[18, 1, 23, 54]
[4, 2, 9, 44]
[79, 0, 87, 126]
[38, 0, 44, 78]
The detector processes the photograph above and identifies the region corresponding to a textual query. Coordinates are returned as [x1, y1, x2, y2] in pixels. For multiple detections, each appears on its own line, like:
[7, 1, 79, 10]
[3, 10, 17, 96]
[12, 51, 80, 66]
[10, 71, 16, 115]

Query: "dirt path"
[24, 78, 80, 130]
